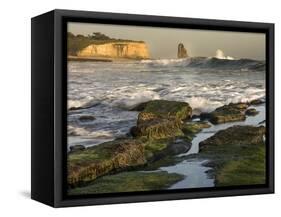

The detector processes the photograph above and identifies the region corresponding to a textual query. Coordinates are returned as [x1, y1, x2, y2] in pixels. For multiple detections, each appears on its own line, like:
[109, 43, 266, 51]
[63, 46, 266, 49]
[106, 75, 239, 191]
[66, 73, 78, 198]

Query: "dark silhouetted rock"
[245, 108, 259, 116]
[69, 145, 86, 152]
[249, 99, 264, 105]
[79, 115, 96, 122]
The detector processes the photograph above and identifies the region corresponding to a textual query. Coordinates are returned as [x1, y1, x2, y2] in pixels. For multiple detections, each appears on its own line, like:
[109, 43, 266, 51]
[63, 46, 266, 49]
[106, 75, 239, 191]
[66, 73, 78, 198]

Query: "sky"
[68, 22, 266, 60]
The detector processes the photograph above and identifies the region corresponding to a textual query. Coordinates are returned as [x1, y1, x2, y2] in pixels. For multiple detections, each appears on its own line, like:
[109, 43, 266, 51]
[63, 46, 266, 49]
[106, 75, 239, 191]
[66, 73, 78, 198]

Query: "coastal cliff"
[77, 42, 150, 59]
[68, 32, 150, 60]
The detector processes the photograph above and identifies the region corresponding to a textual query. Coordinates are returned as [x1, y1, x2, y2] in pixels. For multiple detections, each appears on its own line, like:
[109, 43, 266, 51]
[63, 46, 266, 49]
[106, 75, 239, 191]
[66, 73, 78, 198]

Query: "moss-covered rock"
[68, 139, 146, 187]
[203, 103, 248, 124]
[140, 100, 192, 120]
[199, 125, 266, 186]
[200, 125, 265, 149]
[245, 108, 259, 116]
[131, 117, 184, 139]
[131, 100, 192, 139]
[143, 138, 169, 159]
[182, 121, 211, 135]
[215, 145, 265, 186]
[68, 171, 184, 195]
[144, 137, 192, 162]
[130, 101, 149, 111]
[131, 100, 192, 120]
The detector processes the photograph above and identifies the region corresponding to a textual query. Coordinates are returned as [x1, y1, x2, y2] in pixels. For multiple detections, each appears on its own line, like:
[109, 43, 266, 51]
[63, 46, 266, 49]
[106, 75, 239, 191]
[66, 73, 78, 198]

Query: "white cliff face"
[77, 42, 150, 59]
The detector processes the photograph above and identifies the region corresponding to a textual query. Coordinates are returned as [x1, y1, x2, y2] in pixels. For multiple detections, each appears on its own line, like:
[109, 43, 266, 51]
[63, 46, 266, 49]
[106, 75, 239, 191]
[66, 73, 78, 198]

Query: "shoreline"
[67, 99, 266, 193]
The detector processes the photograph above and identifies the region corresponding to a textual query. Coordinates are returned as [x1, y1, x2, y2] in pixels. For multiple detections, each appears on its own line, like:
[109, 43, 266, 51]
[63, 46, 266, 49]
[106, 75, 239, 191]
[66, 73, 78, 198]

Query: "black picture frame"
[31, 9, 274, 207]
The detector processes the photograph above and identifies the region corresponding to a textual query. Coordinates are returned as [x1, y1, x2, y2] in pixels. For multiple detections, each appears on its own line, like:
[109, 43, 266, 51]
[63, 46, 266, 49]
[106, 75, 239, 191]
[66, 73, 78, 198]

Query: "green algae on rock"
[68, 139, 146, 187]
[203, 102, 249, 124]
[140, 100, 192, 120]
[144, 137, 192, 163]
[182, 121, 211, 135]
[68, 171, 184, 195]
[199, 125, 266, 186]
[131, 100, 192, 139]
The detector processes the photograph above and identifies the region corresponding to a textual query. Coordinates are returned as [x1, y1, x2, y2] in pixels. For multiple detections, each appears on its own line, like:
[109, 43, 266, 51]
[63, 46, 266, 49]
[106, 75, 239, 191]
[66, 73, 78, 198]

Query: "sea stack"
[177, 43, 188, 58]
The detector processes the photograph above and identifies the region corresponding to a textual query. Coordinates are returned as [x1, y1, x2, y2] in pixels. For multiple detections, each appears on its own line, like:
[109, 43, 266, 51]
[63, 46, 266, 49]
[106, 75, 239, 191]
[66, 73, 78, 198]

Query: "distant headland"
[68, 32, 150, 61]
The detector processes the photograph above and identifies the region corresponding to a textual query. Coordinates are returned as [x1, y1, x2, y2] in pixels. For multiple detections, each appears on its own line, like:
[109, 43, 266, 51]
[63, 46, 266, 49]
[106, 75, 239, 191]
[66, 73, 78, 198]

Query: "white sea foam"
[214, 49, 234, 60]
[107, 89, 160, 109]
[187, 97, 223, 113]
[141, 58, 187, 66]
[67, 61, 265, 148]
[68, 125, 114, 138]
[68, 97, 100, 109]
[68, 125, 90, 136]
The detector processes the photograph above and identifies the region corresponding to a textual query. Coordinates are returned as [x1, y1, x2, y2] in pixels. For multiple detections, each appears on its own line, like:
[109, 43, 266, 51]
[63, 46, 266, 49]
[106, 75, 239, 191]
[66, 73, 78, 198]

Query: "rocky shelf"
[68, 99, 266, 194]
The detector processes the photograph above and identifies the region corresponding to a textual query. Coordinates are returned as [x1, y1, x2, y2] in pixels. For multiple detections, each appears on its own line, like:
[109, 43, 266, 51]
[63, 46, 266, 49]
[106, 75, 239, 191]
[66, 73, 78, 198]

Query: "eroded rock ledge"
[199, 125, 266, 186]
[131, 100, 192, 139]
[68, 139, 146, 187]
[68, 99, 265, 190]
[68, 100, 198, 187]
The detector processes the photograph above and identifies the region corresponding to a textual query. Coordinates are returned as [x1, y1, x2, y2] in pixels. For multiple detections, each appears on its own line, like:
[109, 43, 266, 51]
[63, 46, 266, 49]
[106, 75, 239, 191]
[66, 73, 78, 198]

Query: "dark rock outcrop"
[245, 108, 259, 116]
[69, 145, 86, 152]
[249, 99, 264, 105]
[79, 115, 96, 122]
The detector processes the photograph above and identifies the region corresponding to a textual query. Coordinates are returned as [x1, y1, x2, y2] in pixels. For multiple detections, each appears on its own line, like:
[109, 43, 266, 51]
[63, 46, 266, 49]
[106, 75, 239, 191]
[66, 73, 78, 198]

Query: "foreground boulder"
[68, 139, 146, 187]
[131, 100, 192, 139]
[201, 102, 248, 124]
[199, 125, 266, 186]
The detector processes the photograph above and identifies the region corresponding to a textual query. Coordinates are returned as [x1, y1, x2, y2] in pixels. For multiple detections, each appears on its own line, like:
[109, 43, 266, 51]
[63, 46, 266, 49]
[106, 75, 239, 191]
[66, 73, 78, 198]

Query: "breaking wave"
[215, 49, 234, 60]
[142, 57, 265, 71]
[67, 60, 265, 149]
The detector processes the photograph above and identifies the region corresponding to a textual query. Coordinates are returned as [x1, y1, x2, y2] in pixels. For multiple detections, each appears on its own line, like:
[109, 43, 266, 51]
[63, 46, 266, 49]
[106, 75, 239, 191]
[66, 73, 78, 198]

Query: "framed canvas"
[31, 9, 274, 207]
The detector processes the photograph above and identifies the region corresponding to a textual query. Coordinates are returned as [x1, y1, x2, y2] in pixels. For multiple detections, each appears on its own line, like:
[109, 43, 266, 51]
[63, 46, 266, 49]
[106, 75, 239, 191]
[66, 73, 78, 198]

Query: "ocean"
[67, 57, 266, 189]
